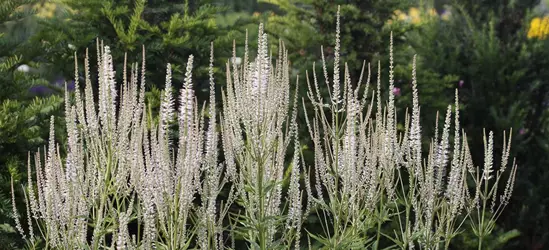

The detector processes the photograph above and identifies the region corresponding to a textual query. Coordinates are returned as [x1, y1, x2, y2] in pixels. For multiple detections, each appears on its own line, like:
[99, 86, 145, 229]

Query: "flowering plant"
[11, 7, 517, 250]
[527, 16, 549, 39]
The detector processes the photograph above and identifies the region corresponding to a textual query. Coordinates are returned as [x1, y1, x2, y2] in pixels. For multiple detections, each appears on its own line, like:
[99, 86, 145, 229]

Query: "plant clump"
[11, 7, 517, 250]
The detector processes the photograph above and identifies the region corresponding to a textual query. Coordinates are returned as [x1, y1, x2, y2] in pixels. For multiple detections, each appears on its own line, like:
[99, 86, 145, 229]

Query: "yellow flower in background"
[408, 7, 420, 17]
[35, 2, 58, 18]
[428, 8, 437, 17]
[253, 12, 261, 17]
[15, 2, 56, 18]
[409, 7, 421, 24]
[394, 9, 408, 21]
[390, 7, 440, 26]
[528, 16, 549, 39]
[540, 17, 549, 39]
[528, 18, 541, 38]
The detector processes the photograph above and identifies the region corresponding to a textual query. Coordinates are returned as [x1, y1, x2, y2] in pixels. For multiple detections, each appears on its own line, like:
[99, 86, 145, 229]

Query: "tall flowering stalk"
[196, 42, 236, 250]
[470, 129, 517, 250]
[221, 25, 304, 249]
[303, 7, 400, 248]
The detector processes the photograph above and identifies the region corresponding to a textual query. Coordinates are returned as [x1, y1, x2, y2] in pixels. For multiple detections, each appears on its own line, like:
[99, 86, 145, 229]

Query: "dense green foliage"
[34, 0, 242, 100]
[0, 0, 36, 101]
[0, 1, 63, 246]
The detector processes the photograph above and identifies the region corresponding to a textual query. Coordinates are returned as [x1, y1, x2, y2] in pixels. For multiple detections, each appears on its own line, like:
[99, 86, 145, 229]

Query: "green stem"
[478, 174, 490, 250]
[375, 191, 384, 250]
[333, 105, 340, 243]
[258, 141, 266, 250]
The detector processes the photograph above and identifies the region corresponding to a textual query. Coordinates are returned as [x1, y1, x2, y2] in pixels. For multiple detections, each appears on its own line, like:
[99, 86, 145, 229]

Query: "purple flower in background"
[392, 87, 401, 96]
[29, 77, 75, 96]
[66, 80, 75, 91]
[441, 9, 452, 20]
[53, 77, 64, 86]
[29, 85, 53, 95]
[54, 77, 76, 91]
[458, 80, 464, 88]
[519, 128, 527, 135]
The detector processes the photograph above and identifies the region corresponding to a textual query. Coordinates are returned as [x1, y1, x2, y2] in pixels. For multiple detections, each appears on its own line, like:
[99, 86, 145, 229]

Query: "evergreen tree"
[0, 0, 46, 101]
[34, 0, 241, 101]
[0, 1, 64, 248]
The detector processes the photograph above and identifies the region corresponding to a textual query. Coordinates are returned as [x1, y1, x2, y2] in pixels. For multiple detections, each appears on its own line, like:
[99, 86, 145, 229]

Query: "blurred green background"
[1, 0, 548, 249]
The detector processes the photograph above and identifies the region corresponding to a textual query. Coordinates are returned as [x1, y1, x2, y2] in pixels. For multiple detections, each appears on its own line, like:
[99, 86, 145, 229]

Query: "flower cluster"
[527, 16, 549, 39]
[390, 7, 445, 25]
